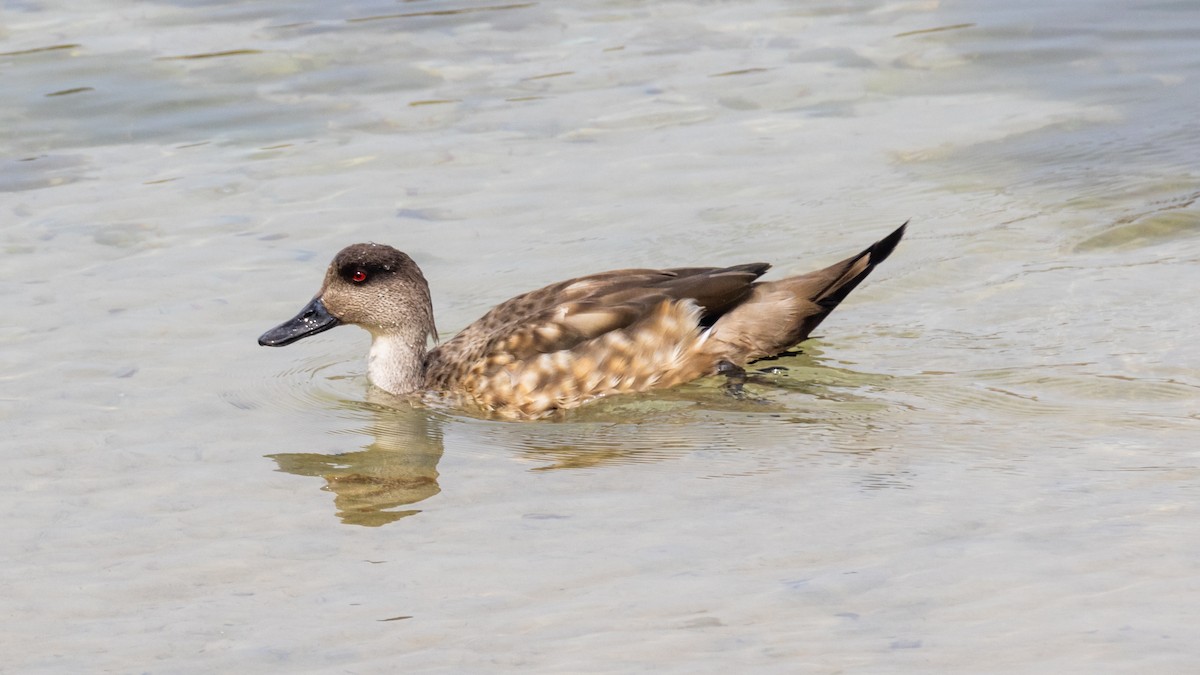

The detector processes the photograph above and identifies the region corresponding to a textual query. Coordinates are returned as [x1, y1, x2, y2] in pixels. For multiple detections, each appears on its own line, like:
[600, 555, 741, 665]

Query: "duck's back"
[422, 264, 770, 418]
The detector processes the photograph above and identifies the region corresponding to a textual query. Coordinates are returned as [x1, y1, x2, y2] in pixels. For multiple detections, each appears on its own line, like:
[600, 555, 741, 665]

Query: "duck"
[259, 223, 906, 419]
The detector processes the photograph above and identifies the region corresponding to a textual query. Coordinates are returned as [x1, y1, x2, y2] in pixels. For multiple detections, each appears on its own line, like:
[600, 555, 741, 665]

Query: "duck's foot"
[717, 360, 751, 399]
[718, 360, 792, 403]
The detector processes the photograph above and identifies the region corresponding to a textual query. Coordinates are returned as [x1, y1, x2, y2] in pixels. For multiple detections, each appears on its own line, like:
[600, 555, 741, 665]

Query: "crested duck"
[260, 223, 906, 419]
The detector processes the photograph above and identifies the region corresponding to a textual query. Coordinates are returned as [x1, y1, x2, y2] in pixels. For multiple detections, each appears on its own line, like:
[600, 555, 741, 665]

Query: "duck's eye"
[351, 269, 368, 283]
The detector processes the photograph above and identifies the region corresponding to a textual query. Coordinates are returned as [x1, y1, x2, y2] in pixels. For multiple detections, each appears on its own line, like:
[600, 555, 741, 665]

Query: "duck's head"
[258, 243, 437, 348]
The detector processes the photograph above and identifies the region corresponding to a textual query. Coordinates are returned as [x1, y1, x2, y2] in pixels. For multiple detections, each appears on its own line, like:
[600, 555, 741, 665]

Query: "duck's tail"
[704, 222, 907, 364]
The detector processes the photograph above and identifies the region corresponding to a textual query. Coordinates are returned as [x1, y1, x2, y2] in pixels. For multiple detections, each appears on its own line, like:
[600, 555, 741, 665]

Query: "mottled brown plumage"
[259, 223, 906, 419]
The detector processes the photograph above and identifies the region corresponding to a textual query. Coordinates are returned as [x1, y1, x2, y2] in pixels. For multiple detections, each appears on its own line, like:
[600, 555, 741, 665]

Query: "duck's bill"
[258, 297, 340, 347]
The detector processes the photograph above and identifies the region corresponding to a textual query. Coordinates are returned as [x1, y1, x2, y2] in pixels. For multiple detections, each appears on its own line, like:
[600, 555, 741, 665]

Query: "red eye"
[351, 270, 368, 283]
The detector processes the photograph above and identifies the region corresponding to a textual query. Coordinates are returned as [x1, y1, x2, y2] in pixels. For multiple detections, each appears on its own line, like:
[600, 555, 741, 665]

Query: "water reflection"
[267, 350, 914, 525]
[268, 390, 444, 527]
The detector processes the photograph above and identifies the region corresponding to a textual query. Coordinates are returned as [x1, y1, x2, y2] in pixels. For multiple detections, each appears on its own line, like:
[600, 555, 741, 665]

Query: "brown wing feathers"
[426, 223, 905, 397]
[478, 263, 771, 360]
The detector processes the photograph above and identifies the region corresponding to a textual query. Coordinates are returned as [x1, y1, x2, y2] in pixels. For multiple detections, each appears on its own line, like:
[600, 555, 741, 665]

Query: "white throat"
[366, 332, 428, 395]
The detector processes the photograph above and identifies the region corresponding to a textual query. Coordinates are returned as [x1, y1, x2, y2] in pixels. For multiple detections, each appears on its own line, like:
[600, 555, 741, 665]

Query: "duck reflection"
[267, 349, 907, 525]
[268, 389, 444, 527]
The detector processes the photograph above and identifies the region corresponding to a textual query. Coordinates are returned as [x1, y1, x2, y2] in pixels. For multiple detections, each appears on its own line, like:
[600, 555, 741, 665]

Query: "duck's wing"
[424, 263, 769, 388]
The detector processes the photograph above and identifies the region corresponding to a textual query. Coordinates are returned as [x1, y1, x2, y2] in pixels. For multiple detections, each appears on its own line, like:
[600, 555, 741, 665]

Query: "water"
[4, 0, 1199, 671]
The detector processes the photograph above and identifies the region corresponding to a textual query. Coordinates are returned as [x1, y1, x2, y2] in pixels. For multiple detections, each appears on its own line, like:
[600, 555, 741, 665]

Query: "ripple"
[233, 351, 364, 419]
[439, 371, 906, 474]
[1075, 206, 1200, 253]
[889, 365, 1200, 444]
[241, 344, 917, 476]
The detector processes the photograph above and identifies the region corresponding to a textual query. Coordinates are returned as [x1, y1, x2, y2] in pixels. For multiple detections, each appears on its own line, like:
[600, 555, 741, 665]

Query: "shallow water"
[4, 0, 1199, 671]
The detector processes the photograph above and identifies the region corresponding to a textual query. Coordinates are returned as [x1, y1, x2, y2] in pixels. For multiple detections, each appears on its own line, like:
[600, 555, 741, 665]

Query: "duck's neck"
[367, 331, 428, 395]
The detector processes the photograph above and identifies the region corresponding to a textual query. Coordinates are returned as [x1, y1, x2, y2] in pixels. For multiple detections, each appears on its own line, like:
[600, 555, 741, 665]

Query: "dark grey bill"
[258, 297, 340, 346]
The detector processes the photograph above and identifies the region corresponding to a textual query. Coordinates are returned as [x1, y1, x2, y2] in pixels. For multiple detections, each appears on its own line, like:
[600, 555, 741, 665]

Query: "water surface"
[3, 0, 1198, 671]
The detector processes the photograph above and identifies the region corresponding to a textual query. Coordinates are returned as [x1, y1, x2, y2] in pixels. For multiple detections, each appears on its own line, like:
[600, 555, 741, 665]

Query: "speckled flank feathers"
[450, 299, 712, 419]
[260, 223, 907, 419]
